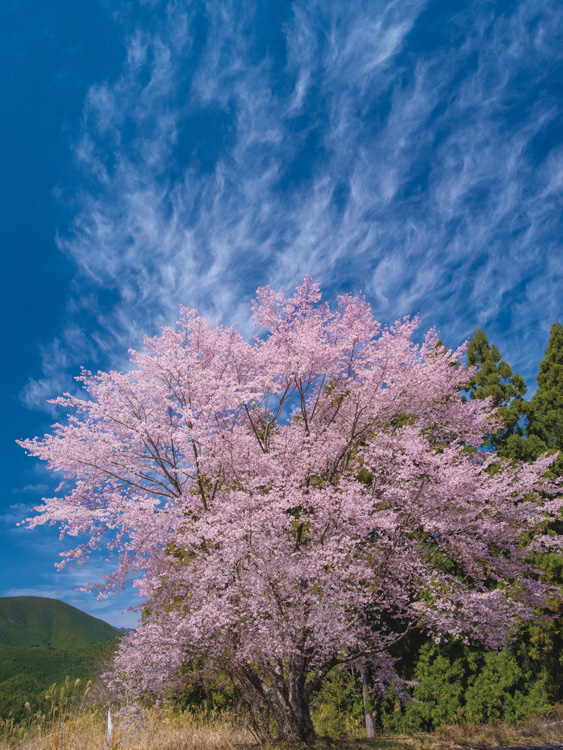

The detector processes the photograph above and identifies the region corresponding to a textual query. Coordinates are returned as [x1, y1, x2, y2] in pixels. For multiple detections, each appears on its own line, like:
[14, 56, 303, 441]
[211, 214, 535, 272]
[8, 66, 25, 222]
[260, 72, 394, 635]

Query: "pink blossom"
[18, 278, 562, 744]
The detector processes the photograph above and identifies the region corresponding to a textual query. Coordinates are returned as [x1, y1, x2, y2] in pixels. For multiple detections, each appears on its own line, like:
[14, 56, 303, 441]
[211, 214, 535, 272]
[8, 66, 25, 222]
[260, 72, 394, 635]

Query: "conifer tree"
[492, 321, 563, 467]
[464, 329, 527, 455]
[527, 321, 563, 475]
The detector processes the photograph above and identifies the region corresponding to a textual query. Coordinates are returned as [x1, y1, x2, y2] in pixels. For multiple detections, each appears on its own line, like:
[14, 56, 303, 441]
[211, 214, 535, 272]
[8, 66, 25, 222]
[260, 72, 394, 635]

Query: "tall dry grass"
[0, 708, 254, 750]
[429, 701, 563, 748]
[1, 703, 562, 750]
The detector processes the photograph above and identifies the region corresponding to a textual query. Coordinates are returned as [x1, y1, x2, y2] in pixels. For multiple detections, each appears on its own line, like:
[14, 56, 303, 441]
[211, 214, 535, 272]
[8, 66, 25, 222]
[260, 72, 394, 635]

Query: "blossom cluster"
[19, 279, 562, 709]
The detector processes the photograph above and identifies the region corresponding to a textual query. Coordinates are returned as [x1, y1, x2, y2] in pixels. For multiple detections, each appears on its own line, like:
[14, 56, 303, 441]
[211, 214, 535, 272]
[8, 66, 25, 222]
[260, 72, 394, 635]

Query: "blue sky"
[1, 0, 562, 628]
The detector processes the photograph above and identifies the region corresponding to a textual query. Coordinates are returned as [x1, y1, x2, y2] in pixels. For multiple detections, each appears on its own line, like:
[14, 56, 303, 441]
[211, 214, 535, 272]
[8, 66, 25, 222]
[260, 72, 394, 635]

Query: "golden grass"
[427, 702, 563, 748]
[331, 703, 563, 750]
[1, 704, 562, 750]
[0, 708, 254, 750]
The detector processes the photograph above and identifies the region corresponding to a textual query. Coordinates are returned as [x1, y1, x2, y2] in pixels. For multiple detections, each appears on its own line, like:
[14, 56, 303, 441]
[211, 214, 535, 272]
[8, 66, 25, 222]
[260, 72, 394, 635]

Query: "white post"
[362, 667, 376, 738]
[104, 708, 114, 750]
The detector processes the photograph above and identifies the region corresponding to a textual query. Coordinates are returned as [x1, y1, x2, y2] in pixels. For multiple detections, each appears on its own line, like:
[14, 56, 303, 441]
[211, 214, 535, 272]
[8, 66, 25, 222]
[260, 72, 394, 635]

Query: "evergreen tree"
[525, 321, 563, 701]
[464, 328, 527, 454]
[527, 321, 563, 475]
[494, 321, 563, 467]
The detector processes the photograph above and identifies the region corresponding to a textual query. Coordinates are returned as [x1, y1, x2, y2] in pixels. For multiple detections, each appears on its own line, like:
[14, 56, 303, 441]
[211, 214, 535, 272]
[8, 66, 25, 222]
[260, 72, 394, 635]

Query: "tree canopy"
[19, 280, 563, 744]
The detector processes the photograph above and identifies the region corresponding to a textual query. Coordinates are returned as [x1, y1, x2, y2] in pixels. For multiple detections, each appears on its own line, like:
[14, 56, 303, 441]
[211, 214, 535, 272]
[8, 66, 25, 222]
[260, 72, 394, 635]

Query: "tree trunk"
[270, 689, 315, 745]
[239, 663, 316, 745]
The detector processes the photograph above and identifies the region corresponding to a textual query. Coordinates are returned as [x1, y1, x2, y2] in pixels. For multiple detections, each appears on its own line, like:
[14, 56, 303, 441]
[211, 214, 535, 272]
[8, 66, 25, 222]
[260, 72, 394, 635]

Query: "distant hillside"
[0, 598, 122, 722]
[0, 639, 119, 722]
[0, 597, 119, 649]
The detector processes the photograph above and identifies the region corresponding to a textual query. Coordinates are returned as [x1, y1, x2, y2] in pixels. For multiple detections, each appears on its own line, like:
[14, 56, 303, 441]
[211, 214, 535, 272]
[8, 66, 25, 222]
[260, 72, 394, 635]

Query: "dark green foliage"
[462, 320, 563, 477]
[309, 636, 551, 735]
[486, 321, 563, 469]
[466, 329, 527, 408]
[531, 321, 563, 447]
[525, 321, 563, 473]
[464, 329, 527, 453]
[462, 650, 549, 725]
[378, 641, 550, 732]
[0, 597, 119, 649]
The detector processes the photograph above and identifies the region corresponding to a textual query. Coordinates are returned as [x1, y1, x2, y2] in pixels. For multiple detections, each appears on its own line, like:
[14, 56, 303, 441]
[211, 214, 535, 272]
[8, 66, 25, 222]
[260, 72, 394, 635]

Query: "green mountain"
[0, 597, 119, 649]
[0, 598, 122, 722]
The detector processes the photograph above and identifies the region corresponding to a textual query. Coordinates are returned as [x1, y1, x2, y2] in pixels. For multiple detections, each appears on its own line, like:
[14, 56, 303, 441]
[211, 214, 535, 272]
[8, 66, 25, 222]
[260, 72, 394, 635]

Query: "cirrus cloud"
[23, 0, 563, 411]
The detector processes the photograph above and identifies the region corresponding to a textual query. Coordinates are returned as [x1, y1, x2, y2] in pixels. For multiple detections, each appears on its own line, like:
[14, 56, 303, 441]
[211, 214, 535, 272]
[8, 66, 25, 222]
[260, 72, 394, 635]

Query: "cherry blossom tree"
[19, 279, 562, 744]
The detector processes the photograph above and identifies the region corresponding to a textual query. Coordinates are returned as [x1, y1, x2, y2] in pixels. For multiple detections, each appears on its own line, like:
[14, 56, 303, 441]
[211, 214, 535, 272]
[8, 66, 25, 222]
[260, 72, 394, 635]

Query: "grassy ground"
[1, 704, 562, 750]
[0, 709, 252, 750]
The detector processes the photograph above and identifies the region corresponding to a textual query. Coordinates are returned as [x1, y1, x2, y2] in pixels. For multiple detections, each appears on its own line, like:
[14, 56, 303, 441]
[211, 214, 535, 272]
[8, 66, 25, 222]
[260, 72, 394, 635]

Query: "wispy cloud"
[0, 503, 31, 525]
[30, 0, 563, 408]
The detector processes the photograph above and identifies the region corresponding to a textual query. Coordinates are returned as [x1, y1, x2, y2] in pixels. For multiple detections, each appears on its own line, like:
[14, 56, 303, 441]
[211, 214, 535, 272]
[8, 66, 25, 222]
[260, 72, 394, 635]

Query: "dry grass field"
[0, 709, 252, 750]
[1, 704, 562, 750]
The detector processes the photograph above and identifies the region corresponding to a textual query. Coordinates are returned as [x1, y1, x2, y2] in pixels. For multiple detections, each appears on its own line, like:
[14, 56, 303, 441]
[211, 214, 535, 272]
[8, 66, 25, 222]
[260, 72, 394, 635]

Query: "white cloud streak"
[24, 0, 563, 409]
